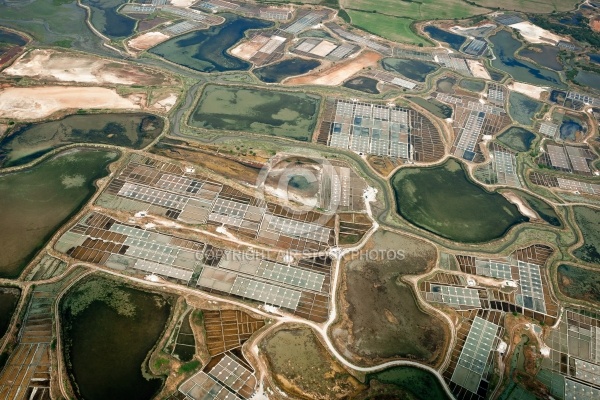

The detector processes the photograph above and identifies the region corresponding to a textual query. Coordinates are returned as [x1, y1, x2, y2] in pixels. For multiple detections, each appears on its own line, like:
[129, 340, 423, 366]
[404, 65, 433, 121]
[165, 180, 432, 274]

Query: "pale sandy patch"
[466, 60, 491, 80]
[509, 21, 567, 45]
[309, 40, 337, 57]
[502, 191, 539, 220]
[285, 51, 381, 86]
[3, 49, 172, 86]
[169, 0, 195, 7]
[128, 32, 170, 51]
[151, 93, 178, 112]
[230, 36, 269, 60]
[508, 82, 548, 100]
[0, 86, 142, 120]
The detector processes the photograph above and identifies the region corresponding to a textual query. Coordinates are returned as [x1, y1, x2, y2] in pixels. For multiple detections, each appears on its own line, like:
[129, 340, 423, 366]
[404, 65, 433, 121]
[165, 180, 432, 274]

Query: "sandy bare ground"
[0, 86, 142, 120]
[3, 49, 172, 86]
[151, 93, 178, 112]
[169, 0, 196, 6]
[508, 21, 567, 45]
[128, 32, 170, 51]
[230, 36, 269, 60]
[507, 82, 548, 100]
[502, 191, 539, 220]
[285, 51, 381, 86]
[466, 60, 491, 80]
[592, 18, 600, 33]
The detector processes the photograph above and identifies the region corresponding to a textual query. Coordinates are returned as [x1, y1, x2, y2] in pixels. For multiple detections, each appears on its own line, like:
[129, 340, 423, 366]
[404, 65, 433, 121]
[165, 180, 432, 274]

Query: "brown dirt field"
[591, 18, 600, 33]
[138, 17, 169, 32]
[285, 51, 382, 86]
[150, 141, 263, 185]
[262, 326, 366, 399]
[366, 155, 403, 177]
[3, 49, 173, 86]
[128, 32, 171, 51]
[330, 230, 447, 367]
[0, 86, 142, 120]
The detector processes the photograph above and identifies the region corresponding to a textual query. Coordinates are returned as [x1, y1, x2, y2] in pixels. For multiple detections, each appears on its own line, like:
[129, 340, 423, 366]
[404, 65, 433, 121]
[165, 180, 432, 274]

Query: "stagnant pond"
[61, 277, 173, 400]
[391, 158, 528, 242]
[489, 30, 566, 88]
[0, 148, 117, 278]
[150, 13, 272, 72]
[0, 113, 163, 167]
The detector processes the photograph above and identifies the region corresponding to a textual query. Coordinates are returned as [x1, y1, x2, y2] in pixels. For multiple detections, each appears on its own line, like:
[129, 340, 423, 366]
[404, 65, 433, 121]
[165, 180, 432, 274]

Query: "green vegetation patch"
[341, 0, 485, 45]
[62, 278, 137, 317]
[558, 264, 600, 303]
[262, 327, 364, 398]
[345, 11, 429, 46]
[189, 84, 321, 141]
[471, 0, 579, 13]
[179, 360, 200, 373]
[573, 206, 600, 264]
[0, 0, 100, 47]
[391, 158, 528, 242]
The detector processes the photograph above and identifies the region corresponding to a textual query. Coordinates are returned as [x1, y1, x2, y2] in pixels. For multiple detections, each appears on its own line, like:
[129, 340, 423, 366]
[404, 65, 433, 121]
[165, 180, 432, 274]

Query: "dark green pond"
[459, 79, 485, 93]
[489, 30, 566, 88]
[382, 58, 439, 82]
[0, 113, 163, 167]
[497, 127, 536, 152]
[508, 92, 542, 126]
[173, 312, 195, 362]
[391, 158, 528, 242]
[343, 76, 380, 94]
[62, 277, 172, 400]
[513, 190, 561, 227]
[0, 149, 118, 278]
[408, 96, 453, 119]
[253, 58, 320, 83]
[0, 288, 20, 338]
[81, 0, 136, 39]
[150, 14, 272, 72]
[366, 366, 450, 400]
[189, 84, 320, 141]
